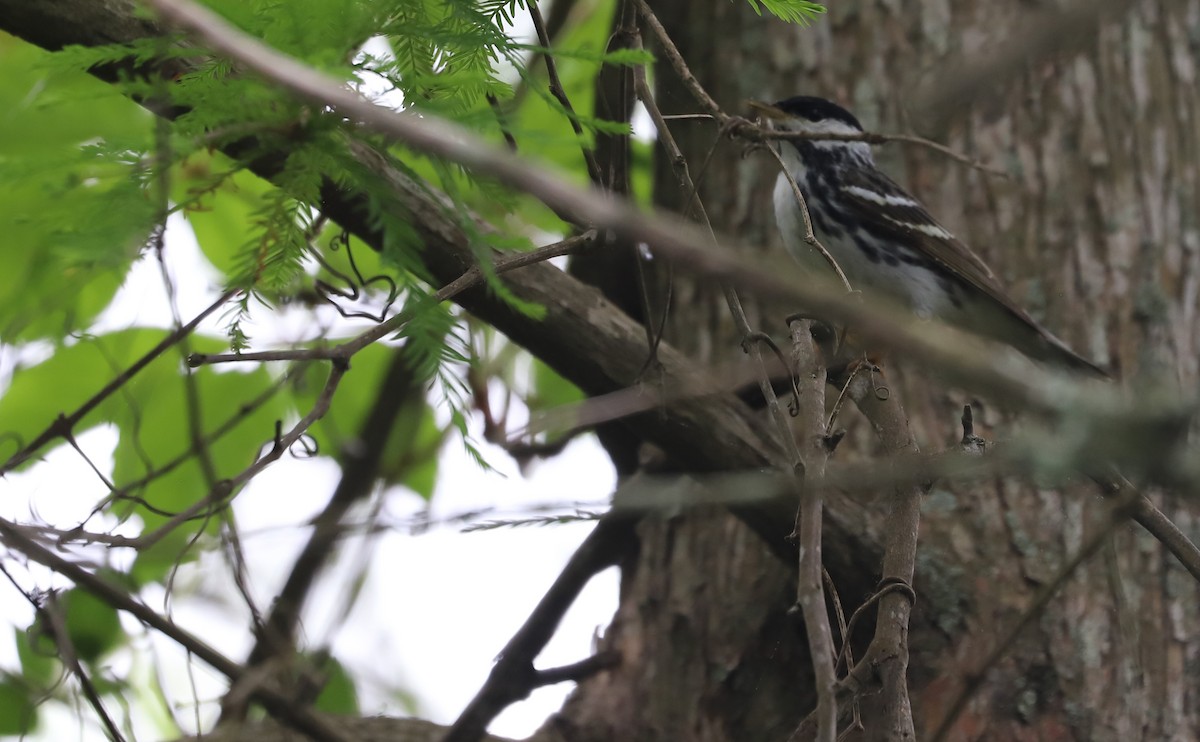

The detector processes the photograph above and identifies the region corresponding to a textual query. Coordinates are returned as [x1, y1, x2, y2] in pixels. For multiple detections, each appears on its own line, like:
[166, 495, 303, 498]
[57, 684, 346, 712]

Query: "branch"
[787, 319, 837, 742]
[0, 519, 352, 742]
[146, 0, 1154, 429]
[189, 233, 593, 367]
[529, 0, 603, 185]
[0, 290, 234, 474]
[226, 347, 425, 720]
[844, 370, 922, 741]
[39, 592, 126, 742]
[444, 514, 636, 742]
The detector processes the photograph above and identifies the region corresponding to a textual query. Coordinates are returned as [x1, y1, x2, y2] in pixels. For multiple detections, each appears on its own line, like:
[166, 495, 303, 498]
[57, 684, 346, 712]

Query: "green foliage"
[375, 0, 521, 113]
[0, 34, 153, 342]
[313, 656, 360, 715]
[60, 588, 125, 663]
[0, 0, 828, 731]
[14, 628, 58, 690]
[531, 358, 585, 411]
[742, 0, 826, 25]
[0, 675, 38, 735]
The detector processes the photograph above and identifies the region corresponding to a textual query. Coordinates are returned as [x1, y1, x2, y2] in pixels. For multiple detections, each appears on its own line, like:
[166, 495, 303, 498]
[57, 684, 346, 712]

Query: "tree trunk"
[554, 1, 1200, 740]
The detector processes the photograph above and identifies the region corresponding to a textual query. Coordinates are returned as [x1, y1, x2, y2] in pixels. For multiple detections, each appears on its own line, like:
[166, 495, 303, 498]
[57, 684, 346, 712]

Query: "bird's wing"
[836, 165, 1107, 376]
[837, 165, 1033, 322]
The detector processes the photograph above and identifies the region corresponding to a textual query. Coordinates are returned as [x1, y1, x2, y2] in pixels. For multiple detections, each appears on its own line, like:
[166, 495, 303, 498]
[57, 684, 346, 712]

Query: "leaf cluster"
[0, 0, 824, 732]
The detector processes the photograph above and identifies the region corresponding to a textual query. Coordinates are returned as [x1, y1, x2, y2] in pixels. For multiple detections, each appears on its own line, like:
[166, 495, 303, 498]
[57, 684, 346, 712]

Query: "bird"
[749, 95, 1107, 377]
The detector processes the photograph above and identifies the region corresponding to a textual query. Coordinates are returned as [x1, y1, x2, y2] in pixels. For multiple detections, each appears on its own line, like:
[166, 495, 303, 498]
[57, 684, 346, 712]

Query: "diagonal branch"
[145, 0, 1149, 424]
[225, 346, 425, 720]
[0, 519, 351, 742]
[529, 0, 603, 185]
[1, 290, 235, 475]
[444, 514, 637, 742]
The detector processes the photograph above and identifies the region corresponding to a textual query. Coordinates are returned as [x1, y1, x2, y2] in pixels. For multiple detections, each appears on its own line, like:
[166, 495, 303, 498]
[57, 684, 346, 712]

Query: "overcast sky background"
[0, 215, 619, 740]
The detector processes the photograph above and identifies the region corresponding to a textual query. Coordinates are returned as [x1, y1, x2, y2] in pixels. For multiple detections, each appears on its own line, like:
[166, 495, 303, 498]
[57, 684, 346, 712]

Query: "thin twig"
[758, 129, 1008, 178]
[444, 515, 635, 742]
[41, 593, 127, 742]
[128, 362, 348, 552]
[485, 93, 518, 152]
[190, 232, 593, 367]
[659, 109, 1008, 177]
[0, 519, 352, 742]
[632, 0, 720, 117]
[529, 0, 603, 185]
[231, 348, 424, 718]
[755, 142, 853, 292]
[1, 290, 235, 474]
[95, 373, 292, 515]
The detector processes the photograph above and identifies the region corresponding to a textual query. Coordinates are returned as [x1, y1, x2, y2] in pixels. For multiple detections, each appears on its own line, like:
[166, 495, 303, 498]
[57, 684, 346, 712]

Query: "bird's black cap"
[773, 96, 863, 131]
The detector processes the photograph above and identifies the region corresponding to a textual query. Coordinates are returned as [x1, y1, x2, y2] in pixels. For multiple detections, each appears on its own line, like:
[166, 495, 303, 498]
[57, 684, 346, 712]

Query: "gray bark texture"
[555, 1, 1200, 741]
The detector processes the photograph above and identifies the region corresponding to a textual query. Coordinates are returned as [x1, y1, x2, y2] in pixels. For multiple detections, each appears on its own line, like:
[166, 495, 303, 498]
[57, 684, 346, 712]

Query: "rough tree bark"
[552, 1, 1200, 741]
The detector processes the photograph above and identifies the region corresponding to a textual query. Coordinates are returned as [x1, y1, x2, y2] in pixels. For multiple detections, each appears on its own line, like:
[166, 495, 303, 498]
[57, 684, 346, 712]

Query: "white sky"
[0, 214, 618, 740]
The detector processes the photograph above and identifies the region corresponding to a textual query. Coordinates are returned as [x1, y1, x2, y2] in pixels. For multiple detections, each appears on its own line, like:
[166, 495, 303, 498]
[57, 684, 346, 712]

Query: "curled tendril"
[312, 231, 401, 323]
[289, 434, 319, 459]
[869, 366, 890, 401]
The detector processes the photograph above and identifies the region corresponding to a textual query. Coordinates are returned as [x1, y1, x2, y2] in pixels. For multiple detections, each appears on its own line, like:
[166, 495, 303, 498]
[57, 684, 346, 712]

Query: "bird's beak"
[747, 100, 787, 120]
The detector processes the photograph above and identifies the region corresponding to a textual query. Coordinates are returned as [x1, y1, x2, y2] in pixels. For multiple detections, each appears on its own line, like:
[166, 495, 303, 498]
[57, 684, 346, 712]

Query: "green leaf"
[0, 676, 38, 735]
[15, 627, 58, 689]
[313, 656, 359, 715]
[743, 0, 826, 25]
[0, 33, 154, 341]
[530, 358, 584, 411]
[62, 588, 124, 663]
[0, 330, 170, 468]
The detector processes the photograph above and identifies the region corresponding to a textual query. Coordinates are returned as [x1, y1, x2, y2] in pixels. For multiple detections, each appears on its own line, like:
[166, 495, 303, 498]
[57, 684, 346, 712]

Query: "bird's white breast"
[771, 150, 957, 320]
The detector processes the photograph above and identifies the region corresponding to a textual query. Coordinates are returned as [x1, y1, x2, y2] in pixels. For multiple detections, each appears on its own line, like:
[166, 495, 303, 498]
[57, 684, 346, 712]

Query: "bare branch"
[0, 520, 352, 742]
[147, 0, 1139, 425]
[529, 0, 603, 185]
[230, 347, 425, 719]
[1, 290, 235, 474]
[788, 319, 837, 742]
[189, 232, 593, 367]
[444, 515, 635, 742]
